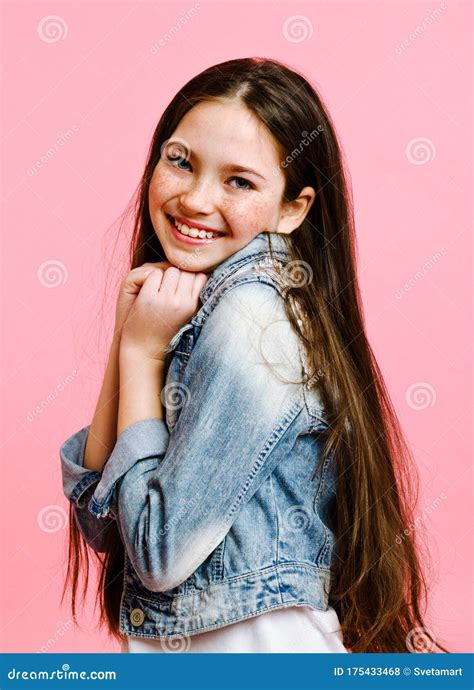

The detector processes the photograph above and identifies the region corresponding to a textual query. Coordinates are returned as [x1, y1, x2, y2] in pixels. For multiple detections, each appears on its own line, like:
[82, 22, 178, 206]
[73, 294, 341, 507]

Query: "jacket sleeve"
[59, 424, 115, 552]
[60, 419, 169, 552]
[64, 280, 307, 589]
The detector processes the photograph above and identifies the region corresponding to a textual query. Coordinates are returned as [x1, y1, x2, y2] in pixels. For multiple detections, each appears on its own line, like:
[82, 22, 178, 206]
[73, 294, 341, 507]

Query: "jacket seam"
[124, 561, 331, 604]
[124, 601, 329, 640]
[198, 252, 290, 325]
[200, 248, 289, 304]
[269, 472, 282, 604]
[70, 471, 102, 507]
[226, 396, 304, 521]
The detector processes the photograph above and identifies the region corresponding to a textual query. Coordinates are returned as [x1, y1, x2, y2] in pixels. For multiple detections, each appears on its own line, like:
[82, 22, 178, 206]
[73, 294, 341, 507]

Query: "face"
[148, 98, 315, 273]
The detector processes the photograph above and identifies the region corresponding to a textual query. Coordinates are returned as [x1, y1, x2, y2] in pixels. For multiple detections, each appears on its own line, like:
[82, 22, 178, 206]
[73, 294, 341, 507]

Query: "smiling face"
[148, 98, 315, 273]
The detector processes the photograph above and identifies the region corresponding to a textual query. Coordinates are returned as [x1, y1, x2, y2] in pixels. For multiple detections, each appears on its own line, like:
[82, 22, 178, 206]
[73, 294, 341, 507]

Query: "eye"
[167, 153, 191, 171]
[228, 176, 254, 191]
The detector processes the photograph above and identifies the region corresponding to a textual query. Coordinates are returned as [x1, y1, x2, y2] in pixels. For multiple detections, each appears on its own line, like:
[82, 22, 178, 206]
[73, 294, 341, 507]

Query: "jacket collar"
[200, 232, 292, 302]
[165, 233, 292, 354]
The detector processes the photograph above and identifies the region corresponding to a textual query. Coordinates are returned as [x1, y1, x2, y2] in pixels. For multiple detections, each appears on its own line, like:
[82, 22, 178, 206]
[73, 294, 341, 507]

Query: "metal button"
[130, 608, 145, 627]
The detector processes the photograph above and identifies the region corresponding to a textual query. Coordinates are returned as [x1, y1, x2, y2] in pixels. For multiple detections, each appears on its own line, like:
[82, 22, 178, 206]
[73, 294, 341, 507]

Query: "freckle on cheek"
[238, 201, 270, 233]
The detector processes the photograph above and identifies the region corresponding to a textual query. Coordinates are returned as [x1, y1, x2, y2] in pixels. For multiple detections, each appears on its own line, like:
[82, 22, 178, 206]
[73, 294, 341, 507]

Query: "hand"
[114, 261, 172, 342]
[120, 265, 209, 361]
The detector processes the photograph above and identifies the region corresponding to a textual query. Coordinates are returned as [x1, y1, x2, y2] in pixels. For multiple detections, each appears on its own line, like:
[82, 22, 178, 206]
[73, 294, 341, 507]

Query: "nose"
[179, 176, 216, 217]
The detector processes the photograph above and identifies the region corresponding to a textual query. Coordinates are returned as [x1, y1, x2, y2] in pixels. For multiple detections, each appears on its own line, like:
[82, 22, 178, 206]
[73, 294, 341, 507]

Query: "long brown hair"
[62, 57, 449, 652]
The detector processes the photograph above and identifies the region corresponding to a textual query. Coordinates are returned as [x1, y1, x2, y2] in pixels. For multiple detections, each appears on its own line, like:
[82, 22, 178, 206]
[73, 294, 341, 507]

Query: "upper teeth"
[174, 218, 220, 239]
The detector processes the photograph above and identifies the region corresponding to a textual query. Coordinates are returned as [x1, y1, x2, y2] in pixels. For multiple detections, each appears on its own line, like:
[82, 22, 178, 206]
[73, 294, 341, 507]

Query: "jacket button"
[130, 608, 145, 627]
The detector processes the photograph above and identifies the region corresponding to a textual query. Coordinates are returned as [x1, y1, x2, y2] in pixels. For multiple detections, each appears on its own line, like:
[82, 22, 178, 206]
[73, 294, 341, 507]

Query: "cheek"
[221, 197, 276, 235]
[149, 167, 178, 208]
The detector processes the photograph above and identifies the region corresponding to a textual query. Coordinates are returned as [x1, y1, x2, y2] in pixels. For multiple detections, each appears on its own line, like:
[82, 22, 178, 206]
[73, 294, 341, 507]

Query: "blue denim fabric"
[60, 231, 338, 640]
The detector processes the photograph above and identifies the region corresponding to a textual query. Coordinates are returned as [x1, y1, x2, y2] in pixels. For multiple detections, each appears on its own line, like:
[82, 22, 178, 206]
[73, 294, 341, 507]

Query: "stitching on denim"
[226, 396, 304, 520]
[70, 471, 102, 506]
[122, 561, 331, 605]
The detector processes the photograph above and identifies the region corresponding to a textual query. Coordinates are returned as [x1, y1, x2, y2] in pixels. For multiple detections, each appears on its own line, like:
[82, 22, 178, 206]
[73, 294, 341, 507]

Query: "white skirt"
[121, 605, 348, 653]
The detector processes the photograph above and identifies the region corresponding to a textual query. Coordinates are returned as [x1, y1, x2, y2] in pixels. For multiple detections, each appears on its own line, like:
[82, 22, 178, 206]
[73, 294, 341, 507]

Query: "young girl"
[60, 57, 447, 653]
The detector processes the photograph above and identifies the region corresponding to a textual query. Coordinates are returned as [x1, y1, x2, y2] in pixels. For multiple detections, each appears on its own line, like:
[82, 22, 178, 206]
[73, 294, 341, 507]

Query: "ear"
[275, 186, 316, 235]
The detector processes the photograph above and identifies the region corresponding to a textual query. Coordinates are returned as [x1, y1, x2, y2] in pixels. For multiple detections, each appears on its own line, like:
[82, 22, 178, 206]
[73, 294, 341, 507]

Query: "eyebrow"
[225, 164, 267, 181]
[167, 140, 267, 181]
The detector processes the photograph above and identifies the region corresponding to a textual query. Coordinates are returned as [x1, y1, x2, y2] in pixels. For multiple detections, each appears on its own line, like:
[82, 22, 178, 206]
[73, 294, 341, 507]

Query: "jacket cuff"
[60, 425, 102, 508]
[88, 417, 170, 518]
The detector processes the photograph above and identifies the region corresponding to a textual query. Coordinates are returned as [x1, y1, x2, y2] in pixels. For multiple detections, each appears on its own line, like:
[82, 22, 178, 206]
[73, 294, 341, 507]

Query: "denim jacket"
[60, 231, 338, 640]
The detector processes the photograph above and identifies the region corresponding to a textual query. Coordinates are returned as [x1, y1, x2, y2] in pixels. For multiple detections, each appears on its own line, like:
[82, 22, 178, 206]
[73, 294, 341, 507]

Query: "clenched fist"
[118, 264, 209, 362]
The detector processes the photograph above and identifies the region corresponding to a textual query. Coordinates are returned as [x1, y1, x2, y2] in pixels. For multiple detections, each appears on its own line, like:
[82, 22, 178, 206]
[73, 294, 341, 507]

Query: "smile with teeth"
[171, 216, 222, 240]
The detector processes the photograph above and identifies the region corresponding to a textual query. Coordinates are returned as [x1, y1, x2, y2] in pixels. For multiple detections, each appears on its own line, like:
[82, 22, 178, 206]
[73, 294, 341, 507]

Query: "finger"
[158, 266, 181, 294]
[185, 272, 207, 303]
[138, 267, 165, 297]
[175, 268, 197, 298]
[123, 266, 161, 295]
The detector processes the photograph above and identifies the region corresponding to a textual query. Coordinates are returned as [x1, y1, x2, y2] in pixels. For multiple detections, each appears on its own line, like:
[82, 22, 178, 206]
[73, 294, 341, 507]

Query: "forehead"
[171, 99, 283, 169]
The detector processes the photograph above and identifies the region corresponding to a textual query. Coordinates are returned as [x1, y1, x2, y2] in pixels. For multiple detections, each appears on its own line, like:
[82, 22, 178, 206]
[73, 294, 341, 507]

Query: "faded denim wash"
[60, 231, 339, 641]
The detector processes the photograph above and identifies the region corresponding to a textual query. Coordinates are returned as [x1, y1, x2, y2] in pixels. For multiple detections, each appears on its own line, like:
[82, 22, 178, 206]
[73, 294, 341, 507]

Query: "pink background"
[1, 0, 472, 653]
